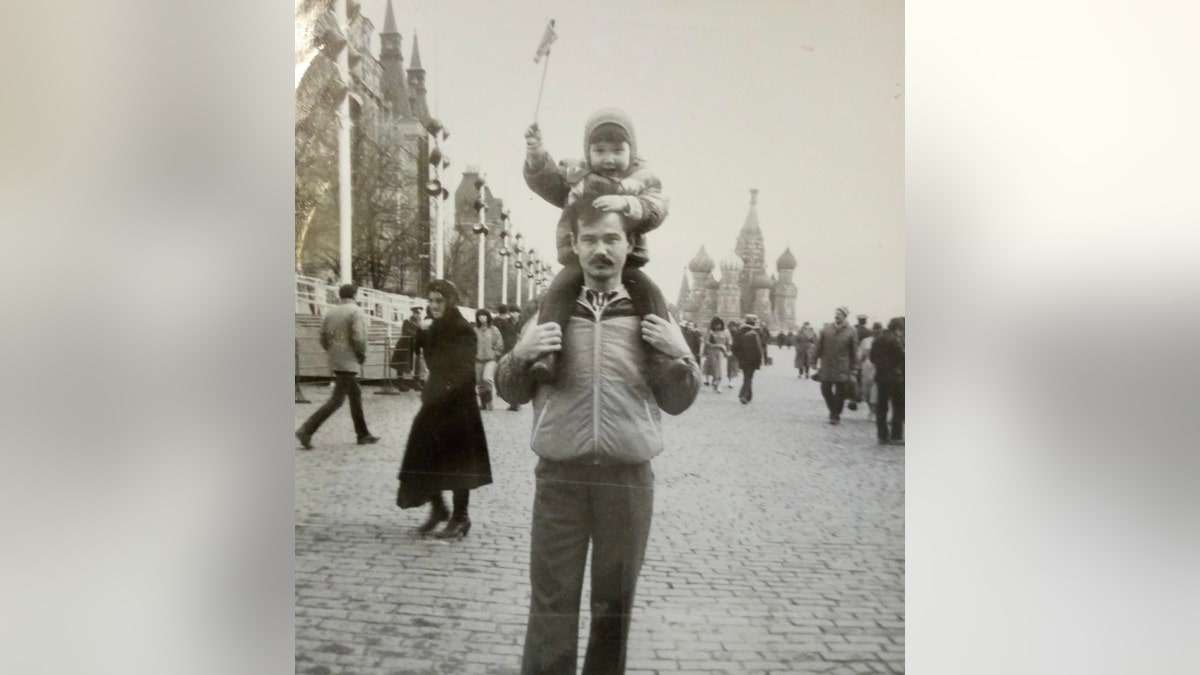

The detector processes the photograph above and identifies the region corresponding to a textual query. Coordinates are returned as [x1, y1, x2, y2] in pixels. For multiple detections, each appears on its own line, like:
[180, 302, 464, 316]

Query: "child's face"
[588, 141, 631, 176]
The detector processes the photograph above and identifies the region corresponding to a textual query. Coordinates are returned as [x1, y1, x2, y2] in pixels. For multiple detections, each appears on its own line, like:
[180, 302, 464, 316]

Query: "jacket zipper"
[592, 303, 603, 456]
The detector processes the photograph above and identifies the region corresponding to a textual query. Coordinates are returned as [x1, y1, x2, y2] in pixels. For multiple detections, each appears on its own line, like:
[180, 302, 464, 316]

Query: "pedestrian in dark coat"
[814, 306, 860, 424]
[870, 317, 905, 445]
[390, 306, 424, 391]
[732, 315, 766, 404]
[397, 279, 492, 539]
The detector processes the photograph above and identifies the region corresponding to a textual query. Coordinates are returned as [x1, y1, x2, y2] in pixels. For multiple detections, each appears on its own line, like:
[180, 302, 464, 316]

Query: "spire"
[406, 31, 429, 122]
[740, 188, 761, 234]
[409, 32, 423, 70]
[378, 0, 411, 118]
[382, 0, 398, 34]
[676, 271, 692, 310]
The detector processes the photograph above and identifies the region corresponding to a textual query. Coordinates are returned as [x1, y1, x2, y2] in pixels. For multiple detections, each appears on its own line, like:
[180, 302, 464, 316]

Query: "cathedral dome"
[753, 273, 774, 290]
[719, 251, 744, 273]
[687, 246, 714, 274]
[776, 246, 796, 270]
[705, 276, 721, 290]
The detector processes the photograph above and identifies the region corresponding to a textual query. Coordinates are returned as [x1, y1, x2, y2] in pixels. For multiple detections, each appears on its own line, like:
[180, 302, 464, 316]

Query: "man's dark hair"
[338, 284, 357, 299]
[566, 184, 631, 236]
[888, 317, 904, 332]
[497, 303, 509, 314]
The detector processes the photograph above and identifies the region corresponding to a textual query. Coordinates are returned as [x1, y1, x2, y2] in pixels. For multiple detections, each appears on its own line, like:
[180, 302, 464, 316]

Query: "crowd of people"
[293, 107, 905, 674]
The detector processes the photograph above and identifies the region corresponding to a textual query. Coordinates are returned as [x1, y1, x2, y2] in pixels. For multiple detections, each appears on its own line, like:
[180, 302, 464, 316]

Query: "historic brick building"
[295, 0, 436, 296]
[676, 189, 798, 332]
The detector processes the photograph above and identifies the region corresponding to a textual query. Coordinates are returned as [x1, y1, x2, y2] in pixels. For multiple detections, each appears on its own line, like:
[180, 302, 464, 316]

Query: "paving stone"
[296, 360, 904, 672]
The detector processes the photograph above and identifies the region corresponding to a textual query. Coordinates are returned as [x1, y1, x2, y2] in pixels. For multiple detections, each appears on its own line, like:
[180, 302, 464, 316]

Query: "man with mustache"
[497, 187, 701, 674]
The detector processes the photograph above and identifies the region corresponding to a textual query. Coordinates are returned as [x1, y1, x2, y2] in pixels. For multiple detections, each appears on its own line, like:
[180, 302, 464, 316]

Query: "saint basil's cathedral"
[674, 189, 798, 333]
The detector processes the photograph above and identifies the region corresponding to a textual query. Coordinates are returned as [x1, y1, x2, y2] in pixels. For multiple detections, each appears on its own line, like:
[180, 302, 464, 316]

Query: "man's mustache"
[590, 255, 614, 265]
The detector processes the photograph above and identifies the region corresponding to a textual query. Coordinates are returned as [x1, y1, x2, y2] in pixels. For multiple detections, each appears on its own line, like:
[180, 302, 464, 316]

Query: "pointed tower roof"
[409, 32, 423, 69]
[740, 188, 761, 235]
[382, 0, 398, 34]
[776, 246, 796, 270]
[676, 272, 693, 309]
[688, 246, 714, 274]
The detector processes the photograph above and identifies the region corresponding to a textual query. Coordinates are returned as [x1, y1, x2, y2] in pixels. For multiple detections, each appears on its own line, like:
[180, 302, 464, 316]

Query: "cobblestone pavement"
[295, 353, 904, 675]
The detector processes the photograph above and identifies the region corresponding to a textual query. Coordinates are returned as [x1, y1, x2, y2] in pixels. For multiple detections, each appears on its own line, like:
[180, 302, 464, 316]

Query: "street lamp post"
[425, 119, 451, 280]
[471, 175, 489, 308]
[335, 0, 352, 284]
[499, 211, 512, 306]
[424, 119, 451, 283]
[513, 233, 524, 308]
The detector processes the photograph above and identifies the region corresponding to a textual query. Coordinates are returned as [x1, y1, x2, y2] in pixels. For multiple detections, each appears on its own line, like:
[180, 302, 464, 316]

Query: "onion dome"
[687, 246, 714, 274]
[719, 250, 744, 273]
[705, 276, 721, 290]
[776, 246, 796, 270]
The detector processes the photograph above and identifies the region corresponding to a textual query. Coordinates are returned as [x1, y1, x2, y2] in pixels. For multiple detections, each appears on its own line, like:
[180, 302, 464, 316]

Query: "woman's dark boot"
[436, 491, 472, 539]
[415, 495, 449, 535]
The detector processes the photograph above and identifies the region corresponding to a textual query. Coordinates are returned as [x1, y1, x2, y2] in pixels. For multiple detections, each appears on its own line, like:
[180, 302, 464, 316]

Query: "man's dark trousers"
[820, 381, 848, 419]
[299, 370, 369, 438]
[876, 379, 904, 442]
[522, 458, 654, 675]
[738, 367, 757, 403]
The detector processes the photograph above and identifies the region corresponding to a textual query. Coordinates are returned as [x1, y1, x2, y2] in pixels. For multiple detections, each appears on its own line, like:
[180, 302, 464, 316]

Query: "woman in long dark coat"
[396, 280, 492, 539]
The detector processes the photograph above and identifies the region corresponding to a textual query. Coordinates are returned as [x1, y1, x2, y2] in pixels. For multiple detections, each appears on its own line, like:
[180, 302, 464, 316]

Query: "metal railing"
[294, 275, 476, 388]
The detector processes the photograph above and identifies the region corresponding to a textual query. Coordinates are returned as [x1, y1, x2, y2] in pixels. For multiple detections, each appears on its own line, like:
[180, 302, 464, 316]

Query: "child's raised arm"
[523, 123, 570, 207]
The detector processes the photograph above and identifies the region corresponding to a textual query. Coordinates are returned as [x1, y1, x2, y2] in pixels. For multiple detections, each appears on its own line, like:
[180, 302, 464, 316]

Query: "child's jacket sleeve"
[523, 148, 570, 208]
[622, 162, 669, 234]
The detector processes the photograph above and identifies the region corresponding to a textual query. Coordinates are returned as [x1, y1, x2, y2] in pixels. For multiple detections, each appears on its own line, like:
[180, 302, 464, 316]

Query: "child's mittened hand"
[525, 123, 542, 149]
[592, 195, 628, 213]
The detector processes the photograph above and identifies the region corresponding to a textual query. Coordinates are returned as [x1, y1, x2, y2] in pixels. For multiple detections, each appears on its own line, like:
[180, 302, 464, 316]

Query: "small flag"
[534, 19, 557, 63]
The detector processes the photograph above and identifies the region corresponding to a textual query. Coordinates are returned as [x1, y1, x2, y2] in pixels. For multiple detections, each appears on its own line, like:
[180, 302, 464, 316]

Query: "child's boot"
[529, 352, 559, 384]
[648, 348, 692, 386]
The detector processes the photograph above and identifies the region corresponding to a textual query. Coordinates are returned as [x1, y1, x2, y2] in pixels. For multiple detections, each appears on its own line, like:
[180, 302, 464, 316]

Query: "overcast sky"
[351, 0, 903, 325]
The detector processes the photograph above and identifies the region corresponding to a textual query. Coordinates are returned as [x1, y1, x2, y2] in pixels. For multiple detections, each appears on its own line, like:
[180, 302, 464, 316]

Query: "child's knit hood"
[583, 108, 637, 166]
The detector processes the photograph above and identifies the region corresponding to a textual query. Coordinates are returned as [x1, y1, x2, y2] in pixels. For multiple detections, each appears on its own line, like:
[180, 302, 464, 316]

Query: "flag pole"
[534, 50, 551, 123]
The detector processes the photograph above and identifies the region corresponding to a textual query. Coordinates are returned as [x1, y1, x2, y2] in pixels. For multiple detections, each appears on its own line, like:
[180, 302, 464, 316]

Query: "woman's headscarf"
[424, 279, 470, 341]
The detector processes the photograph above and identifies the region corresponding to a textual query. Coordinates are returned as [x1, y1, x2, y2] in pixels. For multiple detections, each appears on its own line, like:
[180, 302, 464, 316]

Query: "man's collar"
[576, 284, 630, 302]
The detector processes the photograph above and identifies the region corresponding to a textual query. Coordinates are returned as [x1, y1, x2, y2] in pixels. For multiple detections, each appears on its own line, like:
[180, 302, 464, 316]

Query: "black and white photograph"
[295, 1, 903, 673]
[7, 1, 1200, 674]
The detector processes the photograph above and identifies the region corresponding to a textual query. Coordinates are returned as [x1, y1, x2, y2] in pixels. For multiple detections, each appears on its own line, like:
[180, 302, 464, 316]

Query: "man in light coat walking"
[295, 284, 379, 449]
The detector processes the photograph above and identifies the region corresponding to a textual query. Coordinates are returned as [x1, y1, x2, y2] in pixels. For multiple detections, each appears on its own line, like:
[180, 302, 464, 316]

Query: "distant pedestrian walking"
[870, 317, 905, 445]
[295, 284, 379, 449]
[494, 304, 523, 411]
[794, 321, 817, 378]
[390, 306, 424, 391]
[702, 316, 731, 392]
[732, 314, 766, 404]
[397, 280, 493, 539]
[814, 306, 859, 425]
[726, 320, 743, 387]
[474, 309, 504, 411]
